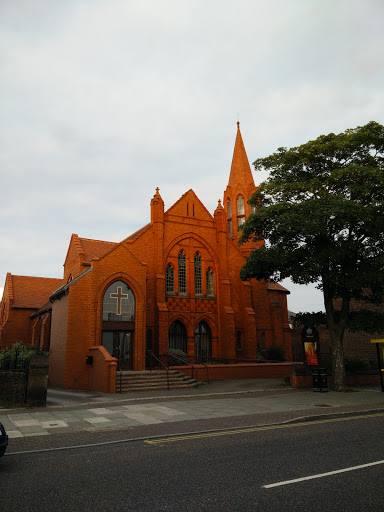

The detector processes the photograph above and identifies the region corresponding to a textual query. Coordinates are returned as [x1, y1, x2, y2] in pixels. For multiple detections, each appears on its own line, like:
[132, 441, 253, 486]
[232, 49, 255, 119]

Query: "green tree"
[240, 121, 384, 390]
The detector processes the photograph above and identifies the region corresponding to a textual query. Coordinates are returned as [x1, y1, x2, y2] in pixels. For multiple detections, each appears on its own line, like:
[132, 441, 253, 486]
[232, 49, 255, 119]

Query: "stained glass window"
[178, 250, 186, 294]
[194, 252, 202, 295]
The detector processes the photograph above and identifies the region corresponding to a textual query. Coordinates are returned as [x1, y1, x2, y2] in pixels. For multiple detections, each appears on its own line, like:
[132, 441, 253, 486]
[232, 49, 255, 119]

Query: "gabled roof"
[268, 281, 290, 294]
[9, 275, 64, 308]
[227, 122, 255, 190]
[78, 238, 117, 264]
[165, 189, 214, 221]
[122, 223, 151, 243]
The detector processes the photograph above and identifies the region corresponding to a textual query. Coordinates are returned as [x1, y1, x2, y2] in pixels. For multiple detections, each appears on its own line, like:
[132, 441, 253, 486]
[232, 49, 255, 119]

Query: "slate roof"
[10, 275, 64, 309]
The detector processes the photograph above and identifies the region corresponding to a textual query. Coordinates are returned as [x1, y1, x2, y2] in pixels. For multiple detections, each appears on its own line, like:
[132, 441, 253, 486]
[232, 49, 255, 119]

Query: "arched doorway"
[195, 321, 211, 361]
[168, 320, 187, 355]
[102, 280, 135, 370]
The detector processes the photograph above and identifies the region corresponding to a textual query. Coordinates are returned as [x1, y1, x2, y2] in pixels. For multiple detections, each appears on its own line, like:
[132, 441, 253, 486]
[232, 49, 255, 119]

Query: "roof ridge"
[11, 275, 62, 280]
[79, 237, 116, 244]
[7, 273, 13, 301]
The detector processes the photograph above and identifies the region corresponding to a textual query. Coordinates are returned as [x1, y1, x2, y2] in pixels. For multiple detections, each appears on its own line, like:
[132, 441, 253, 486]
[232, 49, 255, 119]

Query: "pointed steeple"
[228, 122, 255, 189]
[223, 123, 258, 255]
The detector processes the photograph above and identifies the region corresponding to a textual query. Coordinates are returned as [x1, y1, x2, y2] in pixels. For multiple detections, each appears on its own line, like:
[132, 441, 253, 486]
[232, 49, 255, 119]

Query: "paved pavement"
[1, 379, 384, 452]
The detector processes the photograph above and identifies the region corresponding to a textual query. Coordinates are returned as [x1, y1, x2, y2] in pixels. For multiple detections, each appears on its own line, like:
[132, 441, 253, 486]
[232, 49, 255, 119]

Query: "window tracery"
[178, 250, 186, 294]
[206, 267, 214, 296]
[194, 252, 202, 295]
[166, 263, 174, 294]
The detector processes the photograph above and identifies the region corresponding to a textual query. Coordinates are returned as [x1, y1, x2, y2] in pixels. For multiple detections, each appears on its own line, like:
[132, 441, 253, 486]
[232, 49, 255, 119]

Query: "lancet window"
[166, 263, 174, 294]
[228, 199, 233, 234]
[194, 252, 202, 295]
[237, 195, 245, 227]
[178, 250, 186, 294]
[206, 267, 214, 296]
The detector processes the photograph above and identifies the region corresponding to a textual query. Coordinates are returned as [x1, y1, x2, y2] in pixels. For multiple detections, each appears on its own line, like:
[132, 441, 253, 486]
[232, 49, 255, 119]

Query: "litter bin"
[312, 368, 328, 392]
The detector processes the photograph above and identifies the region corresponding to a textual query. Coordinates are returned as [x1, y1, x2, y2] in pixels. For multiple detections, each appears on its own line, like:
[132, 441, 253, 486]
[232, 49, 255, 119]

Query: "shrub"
[265, 345, 287, 362]
[344, 356, 371, 374]
[0, 343, 46, 371]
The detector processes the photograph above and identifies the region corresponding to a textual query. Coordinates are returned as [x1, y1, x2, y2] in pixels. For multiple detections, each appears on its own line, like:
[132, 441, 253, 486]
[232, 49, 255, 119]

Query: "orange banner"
[304, 341, 318, 366]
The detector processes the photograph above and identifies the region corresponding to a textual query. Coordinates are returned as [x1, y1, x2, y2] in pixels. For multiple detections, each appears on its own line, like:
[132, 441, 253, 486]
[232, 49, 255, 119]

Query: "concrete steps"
[115, 369, 197, 393]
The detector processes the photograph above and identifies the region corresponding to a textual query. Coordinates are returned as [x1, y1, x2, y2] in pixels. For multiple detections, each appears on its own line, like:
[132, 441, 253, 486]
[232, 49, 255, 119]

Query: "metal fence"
[0, 345, 34, 372]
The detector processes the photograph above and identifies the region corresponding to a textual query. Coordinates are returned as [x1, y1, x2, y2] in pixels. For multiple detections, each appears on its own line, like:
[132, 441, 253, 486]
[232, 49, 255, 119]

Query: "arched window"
[102, 280, 135, 322]
[237, 195, 245, 227]
[194, 252, 202, 295]
[251, 203, 256, 214]
[168, 320, 187, 354]
[178, 250, 186, 294]
[228, 199, 233, 234]
[195, 321, 212, 360]
[166, 263, 174, 294]
[206, 267, 214, 296]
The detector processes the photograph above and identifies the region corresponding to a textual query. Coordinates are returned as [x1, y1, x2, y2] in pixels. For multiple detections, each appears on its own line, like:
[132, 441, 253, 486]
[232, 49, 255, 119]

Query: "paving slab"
[1, 380, 384, 451]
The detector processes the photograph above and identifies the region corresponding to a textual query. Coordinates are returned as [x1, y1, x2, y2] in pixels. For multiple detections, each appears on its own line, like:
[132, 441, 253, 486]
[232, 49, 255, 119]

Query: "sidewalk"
[1, 380, 384, 451]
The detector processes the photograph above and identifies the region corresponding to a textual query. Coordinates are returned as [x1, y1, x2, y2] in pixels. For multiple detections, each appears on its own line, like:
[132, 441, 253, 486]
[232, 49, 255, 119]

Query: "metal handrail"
[147, 352, 170, 390]
[185, 355, 210, 385]
[163, 352, 199, 388]
[164, 353, 210, 387]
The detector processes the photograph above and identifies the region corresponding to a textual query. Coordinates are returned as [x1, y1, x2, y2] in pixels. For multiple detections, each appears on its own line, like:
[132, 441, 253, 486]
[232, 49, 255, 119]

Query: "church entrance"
[102, 331, 134, 370]
[101, 280, 136, 370]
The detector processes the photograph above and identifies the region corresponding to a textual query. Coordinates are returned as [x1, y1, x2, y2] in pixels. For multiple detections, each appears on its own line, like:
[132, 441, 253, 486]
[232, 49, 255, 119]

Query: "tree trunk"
[323, 280, 350, 391]
[329, 327, 346, 391]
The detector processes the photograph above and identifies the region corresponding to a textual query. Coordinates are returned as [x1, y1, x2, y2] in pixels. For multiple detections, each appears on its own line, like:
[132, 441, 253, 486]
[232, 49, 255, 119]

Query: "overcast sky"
[1, 0, 383, 313]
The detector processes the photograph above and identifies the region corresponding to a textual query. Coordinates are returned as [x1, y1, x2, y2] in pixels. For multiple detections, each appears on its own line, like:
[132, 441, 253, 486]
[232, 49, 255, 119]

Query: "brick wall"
[49, 294, 69, 387]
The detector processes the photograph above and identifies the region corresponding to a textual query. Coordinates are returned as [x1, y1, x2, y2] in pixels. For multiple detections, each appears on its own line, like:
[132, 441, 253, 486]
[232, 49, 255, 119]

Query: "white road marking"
[263, 460, 384, 488]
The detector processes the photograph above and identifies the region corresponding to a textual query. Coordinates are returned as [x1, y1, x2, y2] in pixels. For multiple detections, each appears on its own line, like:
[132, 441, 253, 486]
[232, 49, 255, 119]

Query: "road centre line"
[263, 460, 384, 488]
[143, 412, 384, 444]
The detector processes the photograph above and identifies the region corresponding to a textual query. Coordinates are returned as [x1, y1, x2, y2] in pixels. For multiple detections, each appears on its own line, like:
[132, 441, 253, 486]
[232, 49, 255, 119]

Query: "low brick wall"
[26, 354, 49, 406]
[88, 345, 118, 393]
[170, 362, 292, 382]
[0, 371, 27, 405]
[290, 373, 381, 388]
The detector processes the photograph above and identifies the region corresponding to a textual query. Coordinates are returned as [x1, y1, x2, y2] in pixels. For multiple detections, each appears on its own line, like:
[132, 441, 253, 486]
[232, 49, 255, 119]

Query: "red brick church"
[0, 124, 292, 392]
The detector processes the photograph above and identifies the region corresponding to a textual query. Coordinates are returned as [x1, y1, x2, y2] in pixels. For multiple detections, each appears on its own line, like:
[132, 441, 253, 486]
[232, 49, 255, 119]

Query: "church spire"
[223, 123, 258, 255]
[227, 122, 255, 190]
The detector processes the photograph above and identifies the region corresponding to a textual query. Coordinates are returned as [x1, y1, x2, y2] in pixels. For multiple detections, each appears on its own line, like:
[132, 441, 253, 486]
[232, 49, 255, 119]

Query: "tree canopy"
[240, 121, 384, 390]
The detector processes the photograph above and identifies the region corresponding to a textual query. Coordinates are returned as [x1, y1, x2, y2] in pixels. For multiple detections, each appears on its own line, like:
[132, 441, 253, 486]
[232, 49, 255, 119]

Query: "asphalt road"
[1, 414, 383, 511]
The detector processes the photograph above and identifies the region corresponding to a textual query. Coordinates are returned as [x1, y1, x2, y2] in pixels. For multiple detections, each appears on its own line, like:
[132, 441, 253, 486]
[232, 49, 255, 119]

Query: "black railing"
[0, 345, 34, 372]
[163, 352, 208, 388]
[147, 351, 170, 390]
